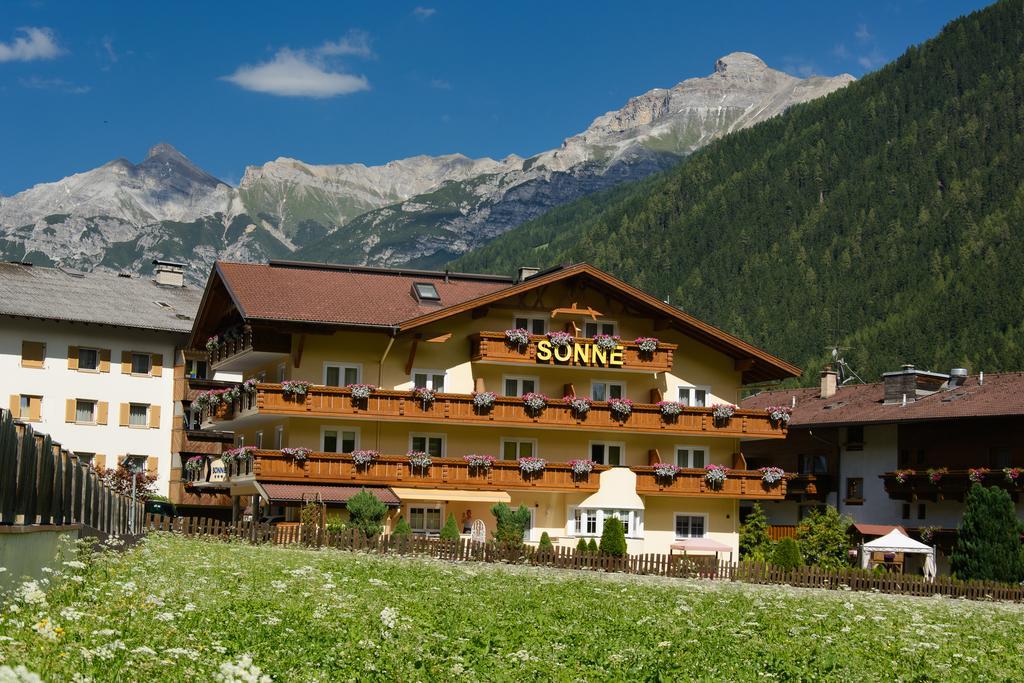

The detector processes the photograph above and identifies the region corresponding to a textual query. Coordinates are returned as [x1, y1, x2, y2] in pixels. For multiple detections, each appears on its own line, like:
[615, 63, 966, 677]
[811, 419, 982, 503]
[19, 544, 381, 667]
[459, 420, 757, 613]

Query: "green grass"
[2, 534, 1022, 681]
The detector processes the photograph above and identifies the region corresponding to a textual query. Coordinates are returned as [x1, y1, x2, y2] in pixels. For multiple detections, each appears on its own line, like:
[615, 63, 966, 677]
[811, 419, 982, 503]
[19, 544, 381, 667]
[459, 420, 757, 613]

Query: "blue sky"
[0, 0, 994, 194]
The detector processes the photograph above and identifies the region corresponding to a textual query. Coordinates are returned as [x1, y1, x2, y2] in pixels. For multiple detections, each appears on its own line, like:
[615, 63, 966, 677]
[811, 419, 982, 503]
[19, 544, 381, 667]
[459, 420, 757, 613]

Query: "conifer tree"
[599, 517, 627, 557]
[538, 531, 554, 552]
[440, 512, 460, 541]
[951, 484, 1024, 582]
[740, 503, 774, 561]
[391, 515, 412, 540]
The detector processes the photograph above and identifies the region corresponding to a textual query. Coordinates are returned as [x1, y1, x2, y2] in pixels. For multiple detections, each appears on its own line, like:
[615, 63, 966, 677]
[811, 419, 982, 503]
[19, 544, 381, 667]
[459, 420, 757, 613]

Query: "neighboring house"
[184, 260, 800, 556]
[743, 366, 1024, 572]
[0, 260, 202, 497]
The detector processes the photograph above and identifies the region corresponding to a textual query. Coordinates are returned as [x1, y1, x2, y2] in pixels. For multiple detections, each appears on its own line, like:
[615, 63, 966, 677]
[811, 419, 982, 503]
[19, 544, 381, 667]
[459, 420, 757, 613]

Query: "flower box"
[894, 469, 915, 484]
[968, 467, 989, 483]
[184, 456, 204, 473]
[711, 403, 736, 425]
[545, 331, 574, 347]
[412, 387, 436, 405]
[205, 336, 220, 353]
[608, 398, 633, 419]
[759, 466, 785, 486]
[522, 392, 548, 415]
[518, 457, 546, 474]
[656, 401, 683, 419]
[635, 337, 659, 353]
[408, 450, 432, 469]
[281, 380, 311, 399]
[765, 405, 792, 427]
[351, 450, 379, 467]
[566, 395, 592, 417]
[463, 454, 496, 470]
[567, 459, 595, 476]
[653, 463, 681, 480]
[927, 467, 947, 484]
[472, 391, 497, 412]
[347, 384, 376, 401]
[704, 464, 728, 488]
[281, 447, 311, 462]
[592, 334, 621, 351]
[504, 328, 530, 347]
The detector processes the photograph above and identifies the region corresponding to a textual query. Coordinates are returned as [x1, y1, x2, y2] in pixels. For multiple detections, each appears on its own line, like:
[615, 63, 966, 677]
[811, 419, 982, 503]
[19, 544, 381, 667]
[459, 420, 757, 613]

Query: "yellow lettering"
[573, 344, 590, 365]
[554, 343, 572, 362]
[609, 346, 624, 367]
[592, 346, 607, 365]
[536, 339, 552, 362]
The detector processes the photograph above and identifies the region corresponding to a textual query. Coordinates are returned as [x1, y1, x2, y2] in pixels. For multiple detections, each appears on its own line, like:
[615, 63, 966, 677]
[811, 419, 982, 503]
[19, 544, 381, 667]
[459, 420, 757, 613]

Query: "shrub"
[491, 503, 532, 550]
[576, 537, 589, 554]
[772, 537, 803, 570]
[951, 484, 1024, 582]
[440, 513, 460, 541]
[391, 515, 412, 540]
[796, 506, 852, 570]
[587, 538, 598, 553]
[347, 489, 388, 539]
[599, 517, 627, 557]
[739, 503, 773, 561]
[538, 532, 554, 552]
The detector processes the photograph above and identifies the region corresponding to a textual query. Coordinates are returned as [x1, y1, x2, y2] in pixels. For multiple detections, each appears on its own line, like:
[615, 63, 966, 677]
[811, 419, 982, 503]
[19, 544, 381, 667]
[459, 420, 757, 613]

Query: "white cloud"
[857, 49, 886, 70]
[430, 78, 451, 90]
[855, 23, 871, 42]
[20, 76, 90, 94]
[318, 30, 373, 58]
[0, 27, 63, 63]
[102, 36, 117, 63]
[832, 43, 850, 59]
[222, 48, 369, 98]
[413, 7, 436, 19]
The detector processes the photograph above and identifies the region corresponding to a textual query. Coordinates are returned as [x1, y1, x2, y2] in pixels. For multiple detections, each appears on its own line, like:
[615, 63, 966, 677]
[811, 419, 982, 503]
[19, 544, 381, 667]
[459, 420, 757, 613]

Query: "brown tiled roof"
[850, 524, 906, 537]
[742, 372, 1024, 427]
[258, 482, 400, 506]
[217, 261, 511, 327]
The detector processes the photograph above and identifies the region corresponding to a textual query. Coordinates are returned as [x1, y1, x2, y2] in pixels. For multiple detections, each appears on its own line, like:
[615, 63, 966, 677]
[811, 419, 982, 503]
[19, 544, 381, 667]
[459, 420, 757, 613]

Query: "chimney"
[516, 266, 540, 283]
[882, 364, 949, 404]
[153, 260, 185, 287]
[820, 366, 838, 399]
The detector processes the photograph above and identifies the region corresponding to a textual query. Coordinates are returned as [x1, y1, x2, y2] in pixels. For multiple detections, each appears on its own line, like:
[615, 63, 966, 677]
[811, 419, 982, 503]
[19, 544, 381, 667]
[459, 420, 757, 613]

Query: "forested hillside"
[452, 0, 1024, 383]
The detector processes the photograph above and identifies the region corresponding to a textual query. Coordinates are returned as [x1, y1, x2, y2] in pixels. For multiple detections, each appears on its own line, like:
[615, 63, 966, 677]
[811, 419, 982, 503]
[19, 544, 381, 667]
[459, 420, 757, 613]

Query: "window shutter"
[8, 395, 19, 415]
[29, 397, 41, 421]
[145, 457, 158, 479]
[148, 405, 161, 429]
[67, 345, 79, 370]
[96, 401, 109, 425]
[151, 354, 163, 377]
[119, 403, 129, 427]
[121, 351, 131, 374]
[94, 454, 106, 470]
[65, 399, 75, 423]
[99, 348, 111, 373]
[21, 341, 45, 368]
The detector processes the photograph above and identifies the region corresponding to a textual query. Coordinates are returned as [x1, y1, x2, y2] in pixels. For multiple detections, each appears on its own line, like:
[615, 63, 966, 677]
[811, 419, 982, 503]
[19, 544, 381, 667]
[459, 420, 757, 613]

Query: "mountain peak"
[714, 52, 769, 76]
[145, 142, 188, 162]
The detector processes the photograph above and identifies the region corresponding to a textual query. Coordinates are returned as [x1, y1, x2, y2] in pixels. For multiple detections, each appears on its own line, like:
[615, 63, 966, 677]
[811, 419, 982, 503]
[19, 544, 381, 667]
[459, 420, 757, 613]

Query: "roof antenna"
[826, 345, 865, 385]
[444, 268, 450, 284]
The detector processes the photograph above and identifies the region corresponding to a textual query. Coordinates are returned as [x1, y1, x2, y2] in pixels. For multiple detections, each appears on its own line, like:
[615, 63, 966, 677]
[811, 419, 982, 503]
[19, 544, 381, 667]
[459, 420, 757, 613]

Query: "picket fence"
[0, 409, 144, 536]
[147, 514, 1024, 603]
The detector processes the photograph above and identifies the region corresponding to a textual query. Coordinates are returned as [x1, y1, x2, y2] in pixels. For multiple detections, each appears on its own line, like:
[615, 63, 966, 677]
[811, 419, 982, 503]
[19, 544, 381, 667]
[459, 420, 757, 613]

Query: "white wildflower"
[368, 578, 387, 587]
[155, 612, 175, 622]
[183, 603, 196, 612]
[63, 560, 86, 570]
[132, 646, 157, 657]
[213, 654, 272, 683]
[60, 607, 84, 621]
[31, 618, 61, 641]
[17, 581, 46, 606]
[0, 665, 43, 682]
[380, 606, 398, 631]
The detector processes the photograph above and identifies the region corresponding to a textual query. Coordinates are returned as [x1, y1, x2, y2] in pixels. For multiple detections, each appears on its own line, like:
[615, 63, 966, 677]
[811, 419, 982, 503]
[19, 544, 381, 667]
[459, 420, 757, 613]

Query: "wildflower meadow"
[1, 533, 1023, 680]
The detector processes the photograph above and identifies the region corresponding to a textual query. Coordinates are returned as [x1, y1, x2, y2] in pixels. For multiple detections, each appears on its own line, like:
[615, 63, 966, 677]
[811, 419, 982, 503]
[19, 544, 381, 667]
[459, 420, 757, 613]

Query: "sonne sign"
[535, 339, 624, 367]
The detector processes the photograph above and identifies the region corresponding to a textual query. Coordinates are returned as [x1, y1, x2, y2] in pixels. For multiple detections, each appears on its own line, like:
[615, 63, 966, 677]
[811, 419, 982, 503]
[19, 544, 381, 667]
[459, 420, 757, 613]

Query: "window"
[255, 432, 264, 449]
[21, 341, 45, 368]
[799, 454, 828, 475]
[185, 359, 208, 380]
[590, 442, 624, 467]
[845, 477, 864, 503]
[18, 395, 41, 422]
[408, 506, 442, 534]
[989, 447, 1013, 469]
[235, 434, 245, 448]
[76, 453, 95, 465]
[501, 438, 537, 461]
[276, 363, 286, 383]
[503, 375, 538, 397]
[917, 503, 927, 521]
[78, 348, 99, 371]
[574, 509, 598, 535]
[522, 507, 537, 542]
[274, 426, 284, 450]
[901, 503, 911, 520]
[412, 282, 440, 302]
[674, 514, 707, 539]
[846, 426, 864, 450]
[325, 363, 361, 387]
[128, 404, 149, 427]
[678, 386, 709, 408]
[412, 369, 446, 392]
[571, 508, 642, 538]
[410, 433, 445, 457]
[583, 321, 617, 337]
[76, 400, 96, 424]
[675, 446, 707, 469]
[131, 353, 152, 375]
[322, 427, 358, 453]
[590, 381, 625, 402]
[513, 315, 547, 335]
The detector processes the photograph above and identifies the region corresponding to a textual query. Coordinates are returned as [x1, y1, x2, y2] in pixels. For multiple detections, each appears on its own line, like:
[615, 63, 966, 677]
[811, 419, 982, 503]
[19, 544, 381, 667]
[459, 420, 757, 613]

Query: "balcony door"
[590, 441, 624, 467]
[675, 446, 706, 469]
[325, 363, 361, 387]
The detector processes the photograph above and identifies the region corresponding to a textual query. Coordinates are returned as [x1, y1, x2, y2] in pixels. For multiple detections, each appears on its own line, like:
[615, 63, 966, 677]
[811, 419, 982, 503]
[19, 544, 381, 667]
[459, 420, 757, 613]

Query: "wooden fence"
[149, 514, 1024, 603]
[0, 409, 144, 535]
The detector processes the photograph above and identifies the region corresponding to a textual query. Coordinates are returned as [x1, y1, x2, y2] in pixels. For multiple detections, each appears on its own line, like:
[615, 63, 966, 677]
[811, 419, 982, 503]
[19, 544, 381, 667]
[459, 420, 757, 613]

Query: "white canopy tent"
[859, 529, 937, 579]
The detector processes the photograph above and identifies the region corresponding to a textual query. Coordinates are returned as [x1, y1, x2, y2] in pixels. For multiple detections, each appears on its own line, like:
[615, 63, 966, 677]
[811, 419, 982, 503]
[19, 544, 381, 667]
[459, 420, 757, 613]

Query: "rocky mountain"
[0, 53, 852, 282]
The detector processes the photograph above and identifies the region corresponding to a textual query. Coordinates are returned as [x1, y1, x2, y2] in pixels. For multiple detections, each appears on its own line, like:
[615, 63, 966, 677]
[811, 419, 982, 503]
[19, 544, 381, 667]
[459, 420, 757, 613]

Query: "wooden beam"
[550, 302, 604, 320]
[425, 333, 452, 343]
[404, 335, 421, 375]
[734, 357, 757, 372]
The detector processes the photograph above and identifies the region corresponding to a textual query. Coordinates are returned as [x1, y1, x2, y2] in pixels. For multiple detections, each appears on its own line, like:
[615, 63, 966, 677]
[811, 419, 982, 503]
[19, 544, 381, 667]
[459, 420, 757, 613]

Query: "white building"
[0, 260, 201, 496]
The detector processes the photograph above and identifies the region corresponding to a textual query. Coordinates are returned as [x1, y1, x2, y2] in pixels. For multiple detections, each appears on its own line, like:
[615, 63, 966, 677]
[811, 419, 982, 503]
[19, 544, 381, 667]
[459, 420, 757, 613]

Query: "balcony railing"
[240, 450, 604, 493]
[633, 467, 789, 500]
[881, 469, 1024, 502]
[204, 384, 786, 439]
[784, 473, 834, 500]
[206, 325, 291, 372]
[470, 332, 676, 373]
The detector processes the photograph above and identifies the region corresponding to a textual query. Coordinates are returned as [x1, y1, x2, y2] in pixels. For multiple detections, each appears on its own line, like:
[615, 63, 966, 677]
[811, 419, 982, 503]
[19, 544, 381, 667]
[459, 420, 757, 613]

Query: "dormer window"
[412, 282, 440, 302]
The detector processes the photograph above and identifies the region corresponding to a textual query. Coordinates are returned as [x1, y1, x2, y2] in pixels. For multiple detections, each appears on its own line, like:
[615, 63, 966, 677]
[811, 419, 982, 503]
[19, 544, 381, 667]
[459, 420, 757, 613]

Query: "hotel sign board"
[536, 339, 624, 367]
[209, 458, 227, 483]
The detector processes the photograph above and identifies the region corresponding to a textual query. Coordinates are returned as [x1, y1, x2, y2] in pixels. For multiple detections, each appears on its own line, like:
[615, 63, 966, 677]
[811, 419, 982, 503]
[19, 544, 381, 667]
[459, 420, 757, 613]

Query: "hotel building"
[186, 261, 799, 555]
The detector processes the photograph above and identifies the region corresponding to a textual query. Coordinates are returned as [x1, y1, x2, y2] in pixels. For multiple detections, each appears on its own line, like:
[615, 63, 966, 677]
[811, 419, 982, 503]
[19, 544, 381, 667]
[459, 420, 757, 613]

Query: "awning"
[256, 482, 400, 506]
[390, 488, 511, 504]
[671, 538, 733, 553]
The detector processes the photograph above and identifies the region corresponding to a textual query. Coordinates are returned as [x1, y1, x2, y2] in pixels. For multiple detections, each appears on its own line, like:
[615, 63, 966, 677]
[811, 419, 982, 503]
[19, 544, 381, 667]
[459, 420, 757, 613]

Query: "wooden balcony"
[784, 473, 834, 501]
[242, 450, 604, 493]
[633, 467, 789, 500]
[172, 428, 232, 455]
[205, 384, 786, 439]
[207, 324, 291, 373]
[881, 469, 1023, 502]
[470, 331, 676, 373]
